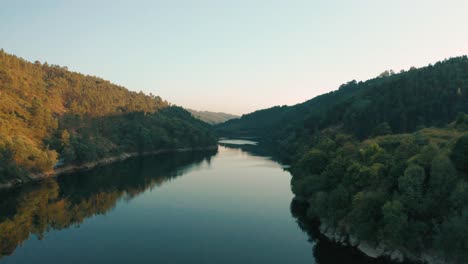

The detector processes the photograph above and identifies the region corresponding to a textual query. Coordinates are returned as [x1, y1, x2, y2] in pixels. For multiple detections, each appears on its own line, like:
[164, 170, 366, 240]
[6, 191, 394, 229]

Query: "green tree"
[434, 210, 468, 263]
[398, 165, 425, 212]
[381, 200, 408, 246]
[372, 122, 392, 136]
[297, 148, 328, 175]
[427, 154, 458, 217]
[450, 134, 468, 174]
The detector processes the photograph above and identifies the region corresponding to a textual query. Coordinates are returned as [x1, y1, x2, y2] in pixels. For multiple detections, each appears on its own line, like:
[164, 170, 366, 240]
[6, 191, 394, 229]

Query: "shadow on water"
[0, 140, 423, 264]
[290, 196, 420, 264]
[0, 149, 217, 259]
[218, 141, 288, 167]
[222, 139, 415, 264]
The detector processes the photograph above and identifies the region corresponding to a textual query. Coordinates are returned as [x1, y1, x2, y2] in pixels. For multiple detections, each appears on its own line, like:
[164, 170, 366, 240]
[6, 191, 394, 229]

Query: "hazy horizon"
[2, 0, 467, 115]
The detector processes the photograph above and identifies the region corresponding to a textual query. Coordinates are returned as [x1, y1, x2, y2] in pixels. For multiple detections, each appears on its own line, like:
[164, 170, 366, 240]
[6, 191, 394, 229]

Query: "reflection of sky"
[3, 146, 313, 264]
[2, 1, 467, 114]
[218, 139, 257, 145]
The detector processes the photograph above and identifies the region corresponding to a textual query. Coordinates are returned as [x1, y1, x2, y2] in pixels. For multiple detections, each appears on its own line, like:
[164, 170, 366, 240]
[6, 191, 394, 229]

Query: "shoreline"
[0, 145, 218, 190]
[292, 197, 448, 264]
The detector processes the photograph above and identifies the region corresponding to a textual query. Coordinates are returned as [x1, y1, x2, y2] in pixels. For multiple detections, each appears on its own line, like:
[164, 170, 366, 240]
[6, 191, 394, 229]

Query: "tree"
[398, 165, 425, 212]
[297, 148, 328, 175]
[372, 122, 392, 136]
[61, 130, 70, 147]
[381, 200, 408, 246]
[427, 154, 458, 217]
[450, 134, 468, 174]
[349, 191, 386, 241]
[378, 70, 391, 78]
[434, 211, 468, 263]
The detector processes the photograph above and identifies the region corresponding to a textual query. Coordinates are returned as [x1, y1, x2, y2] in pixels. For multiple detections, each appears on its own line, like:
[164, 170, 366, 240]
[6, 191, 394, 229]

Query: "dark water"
[0, 141, 395, 264]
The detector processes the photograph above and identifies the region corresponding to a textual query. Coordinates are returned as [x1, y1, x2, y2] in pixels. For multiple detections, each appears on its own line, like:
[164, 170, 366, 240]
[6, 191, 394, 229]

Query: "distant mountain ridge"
[187, 109, 239, 124]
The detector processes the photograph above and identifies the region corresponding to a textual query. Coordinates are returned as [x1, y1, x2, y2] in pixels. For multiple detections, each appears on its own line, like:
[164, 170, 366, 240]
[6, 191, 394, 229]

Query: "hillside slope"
[0, 50, 217, 184]
[217, 56, 468, 263]
[218, 56, 468, 140]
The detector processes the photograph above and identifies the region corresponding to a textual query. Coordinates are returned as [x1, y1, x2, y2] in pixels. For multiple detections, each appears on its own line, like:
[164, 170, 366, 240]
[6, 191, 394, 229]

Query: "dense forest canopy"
[217, 56, 468, 263]
[218, 56, 468, 140]
[0, 49, 217, 183]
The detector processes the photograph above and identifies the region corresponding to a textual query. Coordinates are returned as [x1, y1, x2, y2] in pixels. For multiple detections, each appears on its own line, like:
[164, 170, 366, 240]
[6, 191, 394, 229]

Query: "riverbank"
[0, 146, 218, 190]
[291, 198, 449, 264]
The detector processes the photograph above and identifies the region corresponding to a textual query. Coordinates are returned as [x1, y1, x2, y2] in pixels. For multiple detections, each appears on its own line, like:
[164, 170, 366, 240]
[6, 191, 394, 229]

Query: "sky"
[1, 0, 468, 115]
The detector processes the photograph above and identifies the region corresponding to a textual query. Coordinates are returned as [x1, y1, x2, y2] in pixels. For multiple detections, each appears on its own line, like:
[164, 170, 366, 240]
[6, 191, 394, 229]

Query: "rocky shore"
[291, 196, 449, 264]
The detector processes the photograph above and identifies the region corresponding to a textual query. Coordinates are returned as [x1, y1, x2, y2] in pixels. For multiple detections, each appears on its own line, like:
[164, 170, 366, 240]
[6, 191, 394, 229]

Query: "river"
[0, 140, 393, 264]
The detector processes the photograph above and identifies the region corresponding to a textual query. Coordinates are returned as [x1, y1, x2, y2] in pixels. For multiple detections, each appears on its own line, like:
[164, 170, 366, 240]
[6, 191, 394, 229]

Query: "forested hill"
[0, 49, 217, 184]
[217, 56, 468, 263]
[187, 109, 239, 124]
[217, 56, 468, 140]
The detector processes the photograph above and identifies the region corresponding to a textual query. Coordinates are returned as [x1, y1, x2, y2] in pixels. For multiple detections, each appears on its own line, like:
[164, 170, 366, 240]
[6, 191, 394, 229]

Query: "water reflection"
[0, 150, 216, 259]
[290, 192, 418, 264]
[218, 139, 281, 161]
[218, 139, 258, 145]
[221, 139, 407, 264]
[0, 142, 412, 264]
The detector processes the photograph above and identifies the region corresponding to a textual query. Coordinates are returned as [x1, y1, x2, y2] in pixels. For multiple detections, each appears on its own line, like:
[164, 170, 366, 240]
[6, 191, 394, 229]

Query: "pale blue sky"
[1, 0, 467, 115]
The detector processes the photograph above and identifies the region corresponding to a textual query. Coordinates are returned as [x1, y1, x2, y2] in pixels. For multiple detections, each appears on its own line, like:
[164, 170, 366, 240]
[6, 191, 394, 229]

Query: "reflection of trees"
[0, 150, 216, 258]
[218, 142, 288, 165]
[290, 199, 405, 264]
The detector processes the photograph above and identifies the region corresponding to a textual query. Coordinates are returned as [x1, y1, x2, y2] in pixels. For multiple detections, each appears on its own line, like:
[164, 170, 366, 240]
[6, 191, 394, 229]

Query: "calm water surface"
[0, 141, 315, 263]
[0, 140, 394, 264]
[218, 139, 258, 145]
